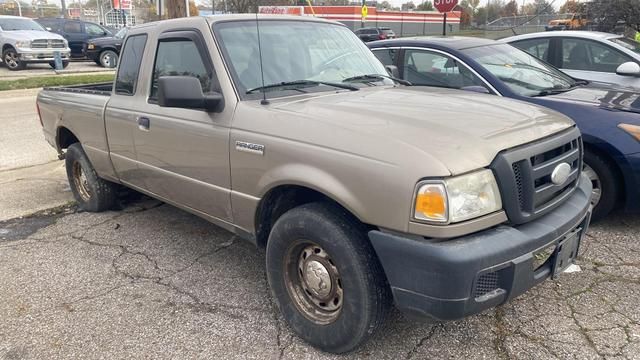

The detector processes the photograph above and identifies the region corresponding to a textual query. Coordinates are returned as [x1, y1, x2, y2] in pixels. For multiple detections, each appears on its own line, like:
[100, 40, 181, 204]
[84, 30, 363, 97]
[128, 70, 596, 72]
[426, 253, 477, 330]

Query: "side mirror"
[158, 76, 223, 112]
[385, 65, 400, 78]
[616, 62, 640, 77]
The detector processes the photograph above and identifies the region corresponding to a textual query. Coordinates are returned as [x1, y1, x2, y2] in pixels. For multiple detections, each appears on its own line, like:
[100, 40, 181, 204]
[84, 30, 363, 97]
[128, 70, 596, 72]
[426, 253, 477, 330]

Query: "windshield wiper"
[532, 87, 574, 97]
[246, 80, 358, 94]
[342, 74, 412, 86]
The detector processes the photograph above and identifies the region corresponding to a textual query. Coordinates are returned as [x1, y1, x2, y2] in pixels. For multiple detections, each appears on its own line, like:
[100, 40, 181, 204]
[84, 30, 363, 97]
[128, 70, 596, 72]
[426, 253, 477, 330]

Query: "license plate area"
[552, 228, 581, 278]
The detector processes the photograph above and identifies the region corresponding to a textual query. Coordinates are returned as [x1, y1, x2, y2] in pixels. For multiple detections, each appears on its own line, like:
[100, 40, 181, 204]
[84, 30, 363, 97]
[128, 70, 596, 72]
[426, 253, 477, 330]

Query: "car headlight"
[413, 169, 502, 224]
[618, 123, 640, 142]
[15, 40, 31, 49]
[87, 43, 95, 50]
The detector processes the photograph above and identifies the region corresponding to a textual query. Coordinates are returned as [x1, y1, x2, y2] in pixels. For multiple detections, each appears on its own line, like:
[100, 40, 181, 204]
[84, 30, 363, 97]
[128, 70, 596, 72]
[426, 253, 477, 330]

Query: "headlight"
[618, 123, 640, 142]
[15, 40, 31, 49]
[413, 169, 502, 224]
[87, 43, 95, 50]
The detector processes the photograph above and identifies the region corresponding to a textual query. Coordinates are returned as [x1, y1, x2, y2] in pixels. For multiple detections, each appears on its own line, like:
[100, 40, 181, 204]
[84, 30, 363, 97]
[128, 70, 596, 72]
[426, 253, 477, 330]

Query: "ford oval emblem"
[551, 163, 571, 185]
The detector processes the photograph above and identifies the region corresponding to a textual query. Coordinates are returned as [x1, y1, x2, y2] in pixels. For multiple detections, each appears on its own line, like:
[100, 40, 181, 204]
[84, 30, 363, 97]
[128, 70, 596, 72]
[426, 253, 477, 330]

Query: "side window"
[63, 22, 81, 33]
[512, 38, 550, 62]
[86, 23, 105, 36]
[372, 48, 398, 66]
[115, 34, 147, 96]
[403, 49, 487, 90]
[149, 38, 213, 100]
[562, 38, 633, 72]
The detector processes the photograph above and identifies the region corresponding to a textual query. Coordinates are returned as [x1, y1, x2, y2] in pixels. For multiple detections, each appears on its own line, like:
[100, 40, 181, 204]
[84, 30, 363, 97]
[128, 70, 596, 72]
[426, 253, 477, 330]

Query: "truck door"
[104, 33, 148, 190]
[131, 30, 233, 222]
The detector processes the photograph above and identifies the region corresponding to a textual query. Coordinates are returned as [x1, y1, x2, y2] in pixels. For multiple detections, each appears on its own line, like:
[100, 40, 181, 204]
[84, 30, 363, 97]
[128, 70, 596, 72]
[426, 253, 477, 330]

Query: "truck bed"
[42, 82, 113, 96]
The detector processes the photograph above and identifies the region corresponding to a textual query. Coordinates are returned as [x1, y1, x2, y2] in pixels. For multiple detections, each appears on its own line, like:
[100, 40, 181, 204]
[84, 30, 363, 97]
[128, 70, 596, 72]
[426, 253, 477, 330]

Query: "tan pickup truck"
[37, 15, 592, 353]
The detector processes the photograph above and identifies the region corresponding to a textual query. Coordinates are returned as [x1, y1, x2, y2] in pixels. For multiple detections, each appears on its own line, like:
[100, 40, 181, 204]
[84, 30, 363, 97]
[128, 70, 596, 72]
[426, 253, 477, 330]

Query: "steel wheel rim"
[4, 52, 18, 68]
[72, 161, 91, 201]
[101, 52, 115, 68]
[583, 163, 602, 206]
[284, 241, 343, 325]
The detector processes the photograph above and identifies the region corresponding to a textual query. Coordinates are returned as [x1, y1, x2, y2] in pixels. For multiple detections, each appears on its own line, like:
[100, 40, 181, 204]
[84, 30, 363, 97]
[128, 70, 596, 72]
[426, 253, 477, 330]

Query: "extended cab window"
[149, 38, 213, 100]
[115, 34, 147, 96]
[403, 49, 487, 90]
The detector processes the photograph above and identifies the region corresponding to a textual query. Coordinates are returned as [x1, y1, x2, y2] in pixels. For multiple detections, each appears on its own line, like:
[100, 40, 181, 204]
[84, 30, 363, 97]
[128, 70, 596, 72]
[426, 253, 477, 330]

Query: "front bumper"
[369, 172, 592, 321]
[16, 48, 70, 63]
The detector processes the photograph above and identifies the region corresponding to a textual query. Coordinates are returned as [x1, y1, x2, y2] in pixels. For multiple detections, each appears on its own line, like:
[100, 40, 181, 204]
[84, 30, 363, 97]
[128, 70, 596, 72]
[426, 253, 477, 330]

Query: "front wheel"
[266, 203, 391, 353]
[583, 150, 619, 221]
[3, 48, 26, 71]
[65, 143, 118, 212]
[99, 50, 118, 68]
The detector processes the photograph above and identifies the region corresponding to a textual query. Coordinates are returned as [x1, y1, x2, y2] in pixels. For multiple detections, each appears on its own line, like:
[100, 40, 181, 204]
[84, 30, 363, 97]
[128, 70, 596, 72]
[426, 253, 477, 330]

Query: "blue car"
[368, 37, 640, 220]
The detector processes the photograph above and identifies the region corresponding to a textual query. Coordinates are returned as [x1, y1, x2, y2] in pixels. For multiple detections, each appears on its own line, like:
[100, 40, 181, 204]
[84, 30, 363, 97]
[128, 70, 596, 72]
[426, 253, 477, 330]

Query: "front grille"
[492, 127, 582, 225]
[31, 39, 66, 49]
[474, 271, 500, 298]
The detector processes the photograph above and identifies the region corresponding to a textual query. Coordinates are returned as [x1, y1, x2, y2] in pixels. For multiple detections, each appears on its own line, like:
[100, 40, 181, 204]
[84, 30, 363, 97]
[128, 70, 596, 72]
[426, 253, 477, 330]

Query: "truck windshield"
[462, 44, 577, 97]
[213, 20, 392, 98]
[0, 18, 45, 31]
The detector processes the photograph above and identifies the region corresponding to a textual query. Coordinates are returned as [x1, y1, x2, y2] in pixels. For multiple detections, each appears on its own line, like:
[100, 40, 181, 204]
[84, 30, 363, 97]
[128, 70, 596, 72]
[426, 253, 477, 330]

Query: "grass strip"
[0, 73, 115, 91]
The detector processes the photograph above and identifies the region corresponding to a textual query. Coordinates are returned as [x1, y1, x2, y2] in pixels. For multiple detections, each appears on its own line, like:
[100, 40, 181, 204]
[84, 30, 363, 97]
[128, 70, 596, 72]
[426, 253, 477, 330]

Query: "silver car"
[0, 15, 71, 71]
[504, 31, 640, 88]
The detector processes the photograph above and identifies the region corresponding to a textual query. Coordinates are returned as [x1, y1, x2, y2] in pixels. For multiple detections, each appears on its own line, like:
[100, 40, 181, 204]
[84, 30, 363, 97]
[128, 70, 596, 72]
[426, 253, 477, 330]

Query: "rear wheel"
[3, 48, 26, 71]
[265, 203, 391, 353]
[583, 149, 619, 221]
[65, 143, 118, 212]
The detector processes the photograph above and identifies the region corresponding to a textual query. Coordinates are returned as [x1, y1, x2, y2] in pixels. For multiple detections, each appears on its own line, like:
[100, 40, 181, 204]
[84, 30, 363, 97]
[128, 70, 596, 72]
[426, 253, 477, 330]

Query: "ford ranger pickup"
[37, 15, 592, 353]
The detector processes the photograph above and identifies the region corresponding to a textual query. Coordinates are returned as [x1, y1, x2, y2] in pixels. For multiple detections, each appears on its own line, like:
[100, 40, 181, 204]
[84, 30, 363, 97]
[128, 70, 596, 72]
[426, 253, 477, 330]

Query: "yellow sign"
[361, 5, 368, 19]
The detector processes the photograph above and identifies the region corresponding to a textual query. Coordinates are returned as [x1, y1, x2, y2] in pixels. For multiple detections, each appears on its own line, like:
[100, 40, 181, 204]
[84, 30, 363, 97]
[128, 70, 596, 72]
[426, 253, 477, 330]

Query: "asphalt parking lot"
[1, 89, 639, 359]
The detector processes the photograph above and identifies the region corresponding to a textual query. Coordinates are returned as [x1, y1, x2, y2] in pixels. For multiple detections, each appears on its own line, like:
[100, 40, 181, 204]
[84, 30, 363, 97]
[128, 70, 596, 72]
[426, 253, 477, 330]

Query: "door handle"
[137, 116, 150, 131]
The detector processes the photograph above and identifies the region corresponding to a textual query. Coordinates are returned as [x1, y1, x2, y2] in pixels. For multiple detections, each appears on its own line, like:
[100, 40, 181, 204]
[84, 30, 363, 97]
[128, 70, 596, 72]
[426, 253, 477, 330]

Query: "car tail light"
[379, 33, 387, 40]
[36, 103, 43, 127]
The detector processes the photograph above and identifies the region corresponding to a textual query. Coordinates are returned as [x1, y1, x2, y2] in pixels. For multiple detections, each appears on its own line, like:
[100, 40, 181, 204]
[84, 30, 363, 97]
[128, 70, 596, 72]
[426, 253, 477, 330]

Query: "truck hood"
[1, 30, 65, 41]
[269, 86, 574, 175]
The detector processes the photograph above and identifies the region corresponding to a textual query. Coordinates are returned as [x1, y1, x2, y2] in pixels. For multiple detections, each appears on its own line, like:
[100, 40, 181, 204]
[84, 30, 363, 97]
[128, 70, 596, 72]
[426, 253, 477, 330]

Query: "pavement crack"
[492, 307, 510, 360]
[405, 324, 439, 359]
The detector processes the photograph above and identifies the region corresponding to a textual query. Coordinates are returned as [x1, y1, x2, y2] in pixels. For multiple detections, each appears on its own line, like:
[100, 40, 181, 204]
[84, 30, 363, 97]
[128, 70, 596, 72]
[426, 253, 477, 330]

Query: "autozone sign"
[433, 0, 458, 13]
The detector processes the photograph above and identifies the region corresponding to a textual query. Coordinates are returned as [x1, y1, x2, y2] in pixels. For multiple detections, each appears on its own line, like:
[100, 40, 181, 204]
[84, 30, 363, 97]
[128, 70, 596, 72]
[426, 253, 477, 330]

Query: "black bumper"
[369, 173, 592, 321]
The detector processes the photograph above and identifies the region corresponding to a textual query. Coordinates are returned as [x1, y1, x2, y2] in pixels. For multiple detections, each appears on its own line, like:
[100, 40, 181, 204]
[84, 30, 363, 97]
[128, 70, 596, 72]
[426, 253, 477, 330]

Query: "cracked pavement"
[0, 198, 638, 359]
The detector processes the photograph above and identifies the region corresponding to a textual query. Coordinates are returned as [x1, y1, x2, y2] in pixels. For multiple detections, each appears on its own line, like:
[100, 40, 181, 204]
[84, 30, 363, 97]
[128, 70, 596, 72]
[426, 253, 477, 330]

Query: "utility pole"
[61, 0, 68, 18]
[12, 0, 22, 16]
[185, 0, 190, 16]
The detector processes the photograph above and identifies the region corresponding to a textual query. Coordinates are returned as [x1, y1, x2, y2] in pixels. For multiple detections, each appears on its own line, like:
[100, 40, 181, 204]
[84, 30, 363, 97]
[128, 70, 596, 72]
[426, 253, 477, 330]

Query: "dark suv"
[36, 18, 112, 58]
[354, 27, 396, 42]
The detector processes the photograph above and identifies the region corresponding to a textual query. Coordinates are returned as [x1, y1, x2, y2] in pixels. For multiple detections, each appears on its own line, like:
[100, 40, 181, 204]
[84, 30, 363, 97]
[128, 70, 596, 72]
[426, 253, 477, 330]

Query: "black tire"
[48, 60, 70, 69]
[583, 149, 619, 221]
[265, 202, 391, 353]
[65, 143, 118, 212]
[2, 48, 26, 71]
[99, 50, 118, 68]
